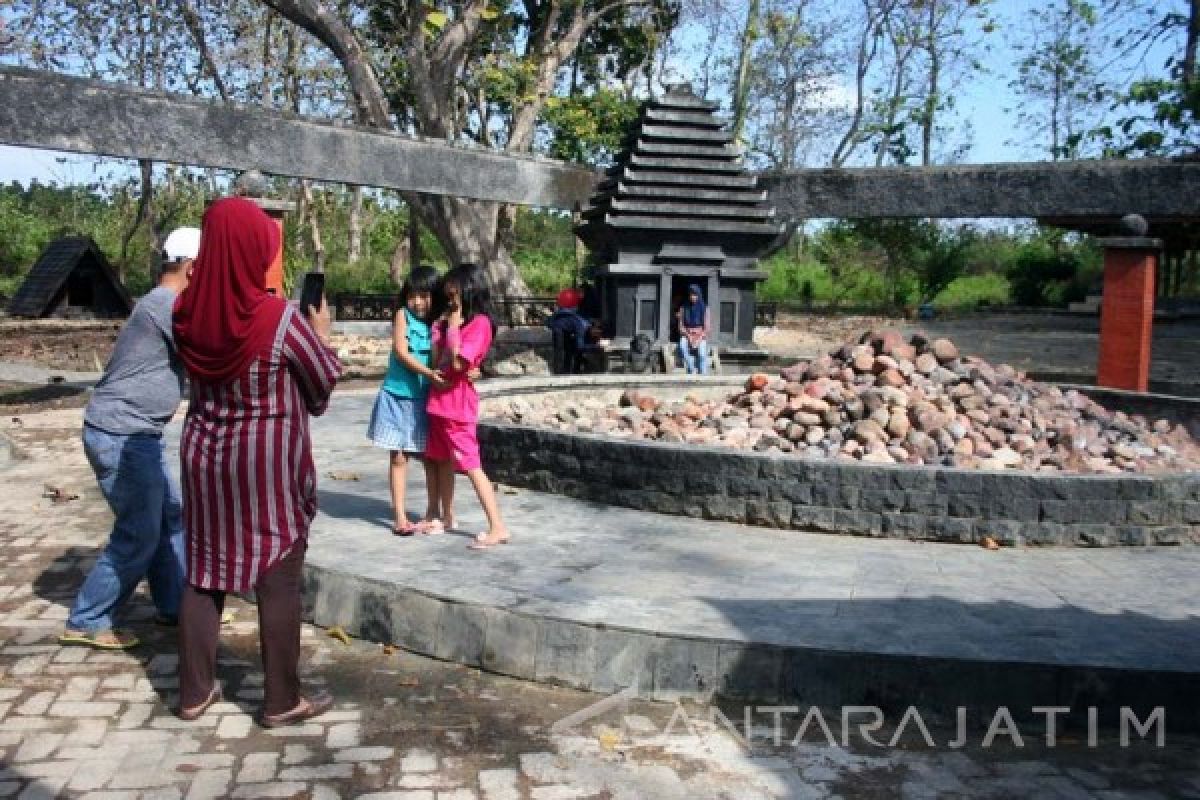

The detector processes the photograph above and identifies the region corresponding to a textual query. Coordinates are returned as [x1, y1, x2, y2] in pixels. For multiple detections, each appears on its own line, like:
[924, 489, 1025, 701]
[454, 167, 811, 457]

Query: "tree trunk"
[1183, 0, 1200, 92]
[730, 0, 761, 146]
[260, 11, 275, 106]
[347, 185, 364, 264]
[302, 180, 326, 272]
[408, 207, 422, 271]
[390, 238, 410, 286]
[876, 10, 916, 166]
[921, 0, 940, 166]
[120, 158, 157, 276]
[832, 0, 887, 166]
[410, 194, 531, 295]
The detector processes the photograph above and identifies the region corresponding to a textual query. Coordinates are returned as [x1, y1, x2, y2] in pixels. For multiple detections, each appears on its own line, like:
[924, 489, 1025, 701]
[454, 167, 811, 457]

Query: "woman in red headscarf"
[172, 196, 342, 727]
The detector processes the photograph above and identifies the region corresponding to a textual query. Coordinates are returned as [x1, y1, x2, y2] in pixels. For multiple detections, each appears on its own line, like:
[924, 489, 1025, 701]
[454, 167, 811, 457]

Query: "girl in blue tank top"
[367, 265, 445, 535]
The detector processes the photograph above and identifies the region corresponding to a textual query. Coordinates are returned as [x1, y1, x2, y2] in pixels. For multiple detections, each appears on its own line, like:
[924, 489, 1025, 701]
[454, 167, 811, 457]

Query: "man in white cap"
[60, 227, 201, 649]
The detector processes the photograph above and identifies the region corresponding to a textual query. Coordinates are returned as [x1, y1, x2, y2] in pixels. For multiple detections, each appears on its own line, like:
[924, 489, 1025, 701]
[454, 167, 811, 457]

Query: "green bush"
[931, 273, 1012, 309]
[1005, 234, 1100, 307]
[758, 254, 833, 304]
[511, 208, 578, 294]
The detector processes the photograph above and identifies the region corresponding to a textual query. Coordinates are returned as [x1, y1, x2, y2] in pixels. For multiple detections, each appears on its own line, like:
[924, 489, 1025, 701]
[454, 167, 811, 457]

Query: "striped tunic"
[181, 306, 343, 592]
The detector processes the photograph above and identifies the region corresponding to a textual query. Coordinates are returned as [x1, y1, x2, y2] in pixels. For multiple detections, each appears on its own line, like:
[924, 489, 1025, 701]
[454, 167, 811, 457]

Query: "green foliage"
[0, 184, 1103, 315]
[1010, 0, 1107, 160]
[542, 89, 641, 164]
[509, 208, 578, 294]
[0, 181, 158, 299]
[1004, 232, 1100, 306]
[758, 223, 1104, 311]
[931, 273, 1011, 309]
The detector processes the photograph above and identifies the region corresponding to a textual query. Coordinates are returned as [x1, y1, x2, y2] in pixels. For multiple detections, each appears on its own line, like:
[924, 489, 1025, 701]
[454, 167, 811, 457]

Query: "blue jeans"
[678, 338, 709, 374]
[67, 425, 185, 632]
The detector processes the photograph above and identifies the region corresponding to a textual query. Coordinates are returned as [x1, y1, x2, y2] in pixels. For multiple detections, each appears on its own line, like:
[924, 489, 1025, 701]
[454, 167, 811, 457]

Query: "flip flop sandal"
[59, 629, 140, 650]
[467, 532, 511, 550]
[177, 683, 223, 721]
[393, 521, 419, 537]
[415, 519, 446, 535]
[260, 690, 335, 729]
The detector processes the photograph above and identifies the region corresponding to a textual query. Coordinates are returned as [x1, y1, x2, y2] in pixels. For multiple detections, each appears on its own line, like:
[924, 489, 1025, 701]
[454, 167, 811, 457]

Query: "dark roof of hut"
[6, 235, 132, 318]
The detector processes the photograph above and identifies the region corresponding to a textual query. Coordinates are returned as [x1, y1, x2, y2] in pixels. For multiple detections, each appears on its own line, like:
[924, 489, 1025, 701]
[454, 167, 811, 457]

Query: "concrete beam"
[761, 160, 1200, 220]
[0, 67, 598, 209]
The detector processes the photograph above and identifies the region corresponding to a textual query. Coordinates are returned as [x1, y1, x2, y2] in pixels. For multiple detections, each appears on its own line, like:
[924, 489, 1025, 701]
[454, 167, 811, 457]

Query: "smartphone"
[299, 271, 325, 316]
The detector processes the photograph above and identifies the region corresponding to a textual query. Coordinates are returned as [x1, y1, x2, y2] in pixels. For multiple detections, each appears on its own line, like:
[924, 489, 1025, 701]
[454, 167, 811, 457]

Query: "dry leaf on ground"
[43, 484, 80, 503]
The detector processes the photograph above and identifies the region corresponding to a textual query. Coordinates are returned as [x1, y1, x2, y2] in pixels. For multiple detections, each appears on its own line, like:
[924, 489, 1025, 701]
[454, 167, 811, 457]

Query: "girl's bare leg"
[465, 468, 509, 544]
[388, 450, 409, 531]
[435, 461, 457, 531]
[420, 458, 440, 525]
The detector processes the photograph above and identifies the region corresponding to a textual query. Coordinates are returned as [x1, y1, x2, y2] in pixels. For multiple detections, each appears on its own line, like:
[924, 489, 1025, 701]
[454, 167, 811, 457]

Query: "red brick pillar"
[1096, 237, 1161, 392]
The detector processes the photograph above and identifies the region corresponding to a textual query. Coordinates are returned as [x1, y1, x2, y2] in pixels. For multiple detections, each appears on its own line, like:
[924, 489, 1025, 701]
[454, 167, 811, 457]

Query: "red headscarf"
[173, 196, 286, 385]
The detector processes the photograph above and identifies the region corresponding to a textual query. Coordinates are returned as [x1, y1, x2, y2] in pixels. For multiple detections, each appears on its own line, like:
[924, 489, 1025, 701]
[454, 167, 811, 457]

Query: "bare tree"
[744, 0, 846, 168]
[830, 0, 893, 166]
[260, 0, 671, 297]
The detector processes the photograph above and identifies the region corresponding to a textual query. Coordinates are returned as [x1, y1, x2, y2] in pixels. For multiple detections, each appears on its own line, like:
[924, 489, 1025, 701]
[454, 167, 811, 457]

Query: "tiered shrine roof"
[576, 84, 783, 265]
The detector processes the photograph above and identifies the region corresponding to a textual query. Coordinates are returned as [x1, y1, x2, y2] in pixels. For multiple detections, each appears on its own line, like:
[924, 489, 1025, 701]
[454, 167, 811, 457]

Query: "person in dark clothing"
[546, 288, 591, 374]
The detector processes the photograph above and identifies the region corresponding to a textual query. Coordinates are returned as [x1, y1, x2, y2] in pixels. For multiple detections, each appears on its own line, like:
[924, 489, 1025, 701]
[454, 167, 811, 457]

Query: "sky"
[0, 0, 1176, 187]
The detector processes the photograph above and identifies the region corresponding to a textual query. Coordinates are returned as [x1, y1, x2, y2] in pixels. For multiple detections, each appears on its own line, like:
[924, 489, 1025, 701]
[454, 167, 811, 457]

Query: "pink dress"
[424, 315, 492, 471]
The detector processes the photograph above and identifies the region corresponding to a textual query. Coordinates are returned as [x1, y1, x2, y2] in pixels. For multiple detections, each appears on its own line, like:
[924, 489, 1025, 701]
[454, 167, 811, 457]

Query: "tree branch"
[177, 0, 229, 101]
[586, 0, 649, 31]
[259, 0, 391, 128]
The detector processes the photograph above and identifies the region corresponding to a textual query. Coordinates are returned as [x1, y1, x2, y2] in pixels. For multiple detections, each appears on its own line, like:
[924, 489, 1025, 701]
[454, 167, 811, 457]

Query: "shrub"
[1005, 234, 1100, 307]
[931, 273, 1012, 310]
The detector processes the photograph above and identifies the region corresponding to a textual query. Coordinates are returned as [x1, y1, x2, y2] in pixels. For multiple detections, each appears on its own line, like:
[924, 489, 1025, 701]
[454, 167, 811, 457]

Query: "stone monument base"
[227, 391, 1200, 733]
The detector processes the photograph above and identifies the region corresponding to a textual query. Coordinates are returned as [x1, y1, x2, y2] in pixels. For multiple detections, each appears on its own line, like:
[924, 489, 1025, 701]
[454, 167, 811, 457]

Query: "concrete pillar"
[1096, 236, 1162, 392]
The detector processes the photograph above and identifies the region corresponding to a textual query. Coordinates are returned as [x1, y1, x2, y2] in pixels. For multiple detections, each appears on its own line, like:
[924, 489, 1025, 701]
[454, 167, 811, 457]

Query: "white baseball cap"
[162, 227, 202, 262]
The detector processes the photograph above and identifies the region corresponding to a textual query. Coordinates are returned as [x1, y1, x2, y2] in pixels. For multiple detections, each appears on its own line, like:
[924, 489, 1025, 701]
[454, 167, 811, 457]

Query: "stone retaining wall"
[478, 377, 1200, 546]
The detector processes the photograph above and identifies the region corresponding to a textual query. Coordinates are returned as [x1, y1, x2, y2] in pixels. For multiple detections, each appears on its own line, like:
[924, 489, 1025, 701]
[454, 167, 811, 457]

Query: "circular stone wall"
[478, 376, 1200, 546]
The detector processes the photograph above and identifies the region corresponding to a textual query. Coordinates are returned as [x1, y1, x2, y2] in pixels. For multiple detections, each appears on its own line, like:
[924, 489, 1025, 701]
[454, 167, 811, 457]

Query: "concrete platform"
[177, 391, 1200, 729]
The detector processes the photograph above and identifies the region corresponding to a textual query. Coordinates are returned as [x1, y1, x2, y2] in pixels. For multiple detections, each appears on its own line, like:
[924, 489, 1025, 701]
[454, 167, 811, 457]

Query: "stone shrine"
[575, 83, 784, 366]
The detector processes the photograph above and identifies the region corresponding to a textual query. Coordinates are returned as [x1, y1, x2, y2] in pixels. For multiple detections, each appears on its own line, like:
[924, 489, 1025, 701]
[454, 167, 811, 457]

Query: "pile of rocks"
[332, 330, 551, 378]
[494, 331, 1200, 474]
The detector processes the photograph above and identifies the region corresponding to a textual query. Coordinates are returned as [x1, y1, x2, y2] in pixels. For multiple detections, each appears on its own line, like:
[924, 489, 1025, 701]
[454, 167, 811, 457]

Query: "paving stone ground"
[1, 406, 1198, 799]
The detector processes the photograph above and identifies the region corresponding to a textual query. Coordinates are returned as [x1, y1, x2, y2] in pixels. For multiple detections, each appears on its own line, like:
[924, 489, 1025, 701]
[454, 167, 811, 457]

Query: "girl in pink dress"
[424, 263, 510, 549]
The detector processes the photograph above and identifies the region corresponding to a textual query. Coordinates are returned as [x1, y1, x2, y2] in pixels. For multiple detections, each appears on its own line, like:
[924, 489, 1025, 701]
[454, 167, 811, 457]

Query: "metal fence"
[491, 297, 560, 327]
[336, 293, 781, 328]
[333, 293, 561, 326]
[754, 302, 778, 328]
[333, 293, 402, 322]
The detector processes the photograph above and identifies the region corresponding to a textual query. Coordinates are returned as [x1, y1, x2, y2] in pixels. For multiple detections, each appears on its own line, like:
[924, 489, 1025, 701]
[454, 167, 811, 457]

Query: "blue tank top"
[381, 309, 432, 399]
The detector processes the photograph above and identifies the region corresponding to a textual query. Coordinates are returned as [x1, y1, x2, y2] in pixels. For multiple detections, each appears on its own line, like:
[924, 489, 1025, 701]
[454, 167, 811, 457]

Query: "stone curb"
[473, 376, 1200, 547]
[302, 561, 1200, 731]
